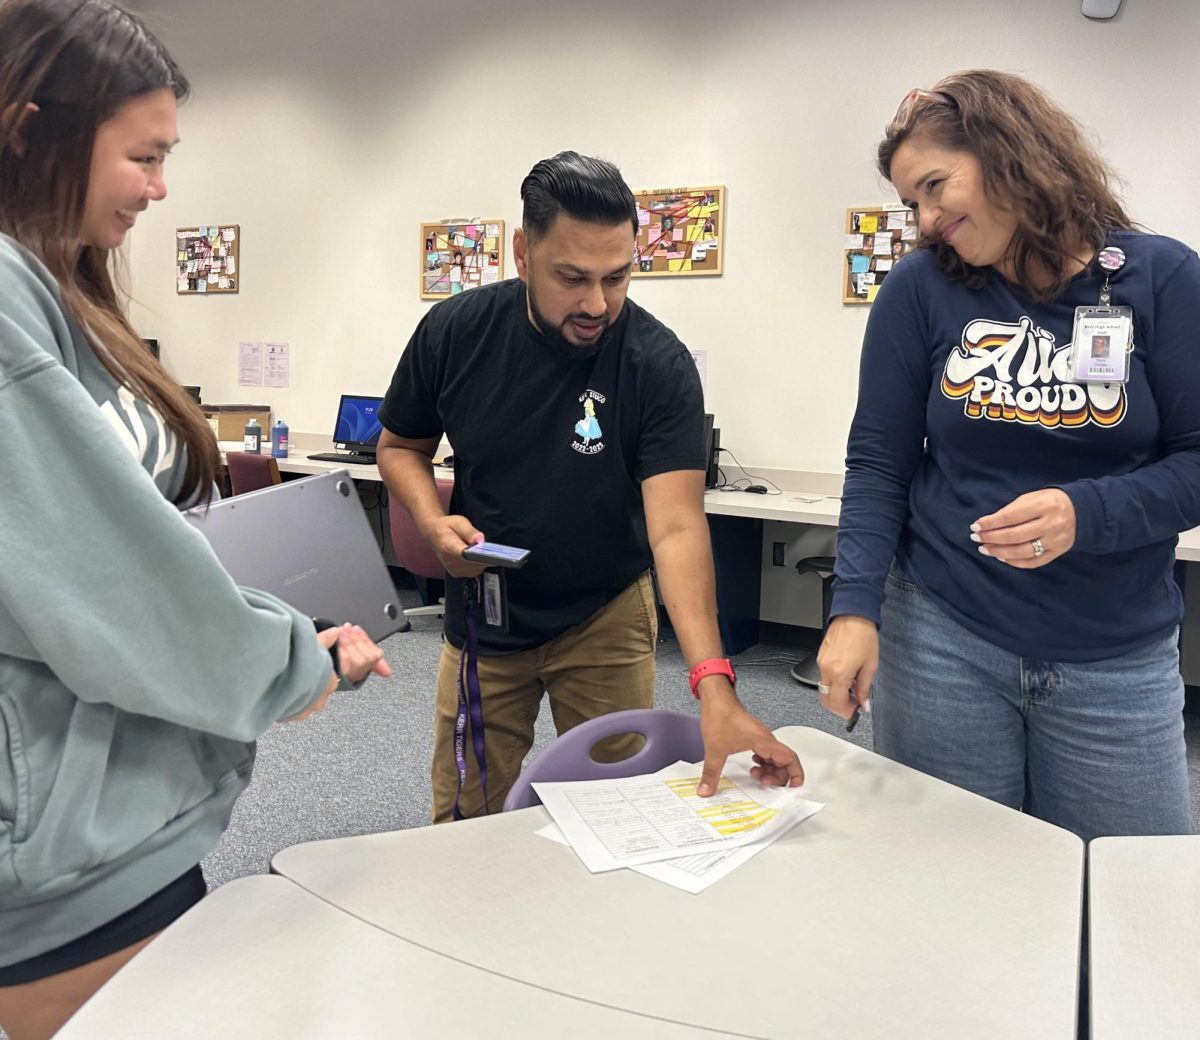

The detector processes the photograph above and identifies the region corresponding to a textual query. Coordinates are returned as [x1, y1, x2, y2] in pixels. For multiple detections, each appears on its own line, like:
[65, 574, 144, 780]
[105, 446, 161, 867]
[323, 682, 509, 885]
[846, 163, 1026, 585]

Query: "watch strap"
[688, 657, 736, 699]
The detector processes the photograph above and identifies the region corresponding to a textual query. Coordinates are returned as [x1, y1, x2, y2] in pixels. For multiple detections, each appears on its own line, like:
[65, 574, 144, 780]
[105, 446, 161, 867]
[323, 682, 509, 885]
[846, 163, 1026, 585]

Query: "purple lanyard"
[452, 606, 489, 820]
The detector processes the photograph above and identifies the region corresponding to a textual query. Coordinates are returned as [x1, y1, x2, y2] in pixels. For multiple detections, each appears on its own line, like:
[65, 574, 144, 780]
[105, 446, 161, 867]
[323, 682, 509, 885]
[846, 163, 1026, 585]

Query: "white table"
[273, 726, 1084, 1040]
[1088, 836, 1200, 1040]
[58, 875, 751, 1039]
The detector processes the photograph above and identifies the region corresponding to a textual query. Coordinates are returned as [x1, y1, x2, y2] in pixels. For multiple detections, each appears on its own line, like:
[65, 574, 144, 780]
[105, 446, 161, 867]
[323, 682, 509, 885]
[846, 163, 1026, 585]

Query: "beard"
[526, 281, 613, 359]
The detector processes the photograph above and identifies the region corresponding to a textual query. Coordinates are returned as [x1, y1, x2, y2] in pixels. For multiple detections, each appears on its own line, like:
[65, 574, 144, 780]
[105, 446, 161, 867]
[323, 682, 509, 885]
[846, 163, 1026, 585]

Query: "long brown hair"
[878, 69, 1135, 302]
[0, 0, 218, 505]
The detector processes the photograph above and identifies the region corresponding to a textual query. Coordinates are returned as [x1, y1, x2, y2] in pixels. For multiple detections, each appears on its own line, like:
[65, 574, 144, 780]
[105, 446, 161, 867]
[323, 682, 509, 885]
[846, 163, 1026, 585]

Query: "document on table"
[537, 812, 814, 894]
[532, 759, 823, 875]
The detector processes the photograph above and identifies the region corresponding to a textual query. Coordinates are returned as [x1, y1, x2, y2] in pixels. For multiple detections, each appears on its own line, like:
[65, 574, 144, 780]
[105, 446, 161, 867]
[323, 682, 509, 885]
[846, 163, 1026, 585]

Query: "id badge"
[481, 569, 508, 632]
[1069, 306, 1133, 384]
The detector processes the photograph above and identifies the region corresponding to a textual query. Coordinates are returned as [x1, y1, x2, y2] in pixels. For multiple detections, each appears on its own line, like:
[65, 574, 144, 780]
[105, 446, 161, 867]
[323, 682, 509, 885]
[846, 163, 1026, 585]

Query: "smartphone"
[462, 541, 531, 569]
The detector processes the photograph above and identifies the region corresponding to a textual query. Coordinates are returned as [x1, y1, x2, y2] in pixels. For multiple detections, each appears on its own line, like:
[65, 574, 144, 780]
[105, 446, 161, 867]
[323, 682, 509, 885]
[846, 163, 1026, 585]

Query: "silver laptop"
[184, 470, 406, 642]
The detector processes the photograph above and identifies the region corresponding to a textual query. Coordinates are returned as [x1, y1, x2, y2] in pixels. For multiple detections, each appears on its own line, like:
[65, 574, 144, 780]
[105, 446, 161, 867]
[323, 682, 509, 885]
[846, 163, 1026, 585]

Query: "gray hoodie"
[0, 235, 332, 966]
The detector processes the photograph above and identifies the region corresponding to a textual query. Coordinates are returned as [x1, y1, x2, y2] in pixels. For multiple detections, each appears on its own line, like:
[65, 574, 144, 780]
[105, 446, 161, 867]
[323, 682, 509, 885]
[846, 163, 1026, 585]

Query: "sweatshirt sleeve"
[1061, 249, 1200, 554]
[830, 264, 932, 625]
[0, 262, 332, 742]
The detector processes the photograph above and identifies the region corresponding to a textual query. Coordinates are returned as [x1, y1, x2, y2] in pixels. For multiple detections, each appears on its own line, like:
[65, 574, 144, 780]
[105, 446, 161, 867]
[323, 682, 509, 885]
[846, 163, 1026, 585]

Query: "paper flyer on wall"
[532, 760, 824, 875]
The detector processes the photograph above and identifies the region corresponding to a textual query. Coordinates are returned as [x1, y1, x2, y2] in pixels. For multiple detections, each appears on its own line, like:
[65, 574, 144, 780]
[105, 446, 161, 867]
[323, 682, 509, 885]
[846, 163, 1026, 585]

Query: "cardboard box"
[202, 404, 271, 442]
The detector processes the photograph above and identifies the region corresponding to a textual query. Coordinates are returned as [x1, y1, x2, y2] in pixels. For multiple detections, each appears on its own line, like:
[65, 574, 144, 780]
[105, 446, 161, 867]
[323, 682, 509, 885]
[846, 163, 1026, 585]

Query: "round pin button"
[1097, 246, 1126, 271]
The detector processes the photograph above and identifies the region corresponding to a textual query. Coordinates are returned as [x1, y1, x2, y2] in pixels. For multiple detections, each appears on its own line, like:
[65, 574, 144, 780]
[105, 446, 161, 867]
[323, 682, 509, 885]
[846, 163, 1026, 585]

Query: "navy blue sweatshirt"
[831, 230, 1200, 662]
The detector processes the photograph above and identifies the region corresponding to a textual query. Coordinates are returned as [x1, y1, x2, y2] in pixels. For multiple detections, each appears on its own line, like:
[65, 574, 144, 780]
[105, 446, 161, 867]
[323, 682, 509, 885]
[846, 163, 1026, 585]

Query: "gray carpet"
[202, 592, 1200, 888]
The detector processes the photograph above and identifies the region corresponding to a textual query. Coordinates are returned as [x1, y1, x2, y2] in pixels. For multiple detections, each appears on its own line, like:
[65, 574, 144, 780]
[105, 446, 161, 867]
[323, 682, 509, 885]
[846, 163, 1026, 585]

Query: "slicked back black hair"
[520, 150, 637, 241]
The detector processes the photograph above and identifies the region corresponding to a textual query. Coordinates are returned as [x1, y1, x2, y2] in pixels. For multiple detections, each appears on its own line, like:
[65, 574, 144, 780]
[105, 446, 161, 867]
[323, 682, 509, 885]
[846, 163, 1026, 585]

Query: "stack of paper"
[533, 754, 823, 894]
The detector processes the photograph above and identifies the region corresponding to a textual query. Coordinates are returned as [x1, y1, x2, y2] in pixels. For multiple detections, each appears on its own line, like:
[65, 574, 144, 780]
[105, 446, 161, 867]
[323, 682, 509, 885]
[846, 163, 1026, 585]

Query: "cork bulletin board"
[632, 185, 724, 277]
[176, 224, 239, 294]
[420, 219, 505, 299]
[843, 205, 915, 303]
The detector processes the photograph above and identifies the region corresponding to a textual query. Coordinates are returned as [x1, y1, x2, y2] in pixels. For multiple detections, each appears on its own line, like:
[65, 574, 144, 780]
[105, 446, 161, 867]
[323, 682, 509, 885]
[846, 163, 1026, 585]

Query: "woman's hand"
[971, 488, 1076, 569]
[287, 625, 392, 722]
[331, 624, 392, 685]
[816, 615, 878, 719]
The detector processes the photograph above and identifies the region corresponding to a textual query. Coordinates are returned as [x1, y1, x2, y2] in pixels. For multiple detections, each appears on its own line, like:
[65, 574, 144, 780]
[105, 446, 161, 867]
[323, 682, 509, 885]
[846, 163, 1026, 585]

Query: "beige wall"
[123, 0, 1200, 626]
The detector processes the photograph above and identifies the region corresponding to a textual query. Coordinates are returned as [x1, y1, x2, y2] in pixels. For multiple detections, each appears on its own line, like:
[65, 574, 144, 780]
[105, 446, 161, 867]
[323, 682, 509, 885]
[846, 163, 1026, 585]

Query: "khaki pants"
[432, 572, 658, 822]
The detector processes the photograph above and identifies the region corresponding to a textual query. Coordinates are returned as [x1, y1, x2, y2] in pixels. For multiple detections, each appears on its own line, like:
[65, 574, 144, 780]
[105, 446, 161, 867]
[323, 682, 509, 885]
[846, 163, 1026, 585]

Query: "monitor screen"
[333, 395, 384, 450]
[703, 413, 717, 489]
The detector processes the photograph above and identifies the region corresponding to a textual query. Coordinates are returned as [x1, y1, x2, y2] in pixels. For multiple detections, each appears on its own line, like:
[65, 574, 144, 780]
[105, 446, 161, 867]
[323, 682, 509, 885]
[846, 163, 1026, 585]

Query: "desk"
[704, 489, 841, 651]
[705, 483, 1200, 654]
[58, 875, 748, 1040]
[229, 438, 1200, 659]
[1088, 836, 1200, 1040]
[220, 435, 383, 481]
[223, 435, 1200, 558]
[273, 726, 1084, 1040]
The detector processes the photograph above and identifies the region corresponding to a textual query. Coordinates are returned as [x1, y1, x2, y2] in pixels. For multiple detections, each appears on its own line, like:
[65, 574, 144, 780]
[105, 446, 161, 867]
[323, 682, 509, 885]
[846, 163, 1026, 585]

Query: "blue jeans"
[874, 568, 1193, 842]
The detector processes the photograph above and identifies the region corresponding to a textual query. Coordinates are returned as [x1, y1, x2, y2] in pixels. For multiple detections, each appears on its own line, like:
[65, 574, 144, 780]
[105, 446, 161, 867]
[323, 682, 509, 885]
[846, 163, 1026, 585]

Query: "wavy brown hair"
[877, 69, 1135, 303]
[0, 0, 218, 505]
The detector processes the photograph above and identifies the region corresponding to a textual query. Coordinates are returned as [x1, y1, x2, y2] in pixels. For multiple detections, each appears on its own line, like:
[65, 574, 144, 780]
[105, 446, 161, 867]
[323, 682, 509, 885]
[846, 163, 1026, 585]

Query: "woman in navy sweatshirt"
[818, 70, 1200, 843]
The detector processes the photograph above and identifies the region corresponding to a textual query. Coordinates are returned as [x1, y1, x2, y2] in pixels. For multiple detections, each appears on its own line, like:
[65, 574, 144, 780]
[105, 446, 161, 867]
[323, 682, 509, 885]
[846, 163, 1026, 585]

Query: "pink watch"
[688, 658, 736, 699]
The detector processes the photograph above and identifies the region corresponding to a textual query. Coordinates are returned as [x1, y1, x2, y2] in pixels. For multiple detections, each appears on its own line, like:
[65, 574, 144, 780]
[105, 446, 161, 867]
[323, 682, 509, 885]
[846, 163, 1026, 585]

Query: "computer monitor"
[703, 413, 720, 488]
[332, 394, 384, 453]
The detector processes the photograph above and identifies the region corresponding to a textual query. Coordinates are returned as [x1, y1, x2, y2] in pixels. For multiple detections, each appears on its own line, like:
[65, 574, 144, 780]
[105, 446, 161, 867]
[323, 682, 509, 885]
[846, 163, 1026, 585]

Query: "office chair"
[226, 452, 282, 495]
[502, 709, 706, 811]
[789, 555, 836, 687]
[387, 478, 454, 618]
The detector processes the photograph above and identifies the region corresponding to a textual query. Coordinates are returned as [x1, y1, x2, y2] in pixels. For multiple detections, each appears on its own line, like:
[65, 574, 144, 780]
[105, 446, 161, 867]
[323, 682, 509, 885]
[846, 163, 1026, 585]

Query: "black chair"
[789, 556, 835, 687]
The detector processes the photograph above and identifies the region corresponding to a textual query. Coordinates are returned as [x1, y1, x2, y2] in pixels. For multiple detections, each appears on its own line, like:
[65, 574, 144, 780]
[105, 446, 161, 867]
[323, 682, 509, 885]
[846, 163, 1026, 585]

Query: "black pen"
[845, 705, 862, 733]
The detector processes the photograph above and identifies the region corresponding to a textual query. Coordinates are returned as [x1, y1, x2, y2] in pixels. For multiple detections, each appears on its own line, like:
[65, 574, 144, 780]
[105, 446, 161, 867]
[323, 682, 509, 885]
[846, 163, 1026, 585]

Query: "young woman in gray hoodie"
[0, 3, 391, 1036]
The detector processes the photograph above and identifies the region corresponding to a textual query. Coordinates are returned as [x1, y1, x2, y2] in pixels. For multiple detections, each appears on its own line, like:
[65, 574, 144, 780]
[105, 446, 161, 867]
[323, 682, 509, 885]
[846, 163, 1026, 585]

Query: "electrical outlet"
[772, 542, 786, 567]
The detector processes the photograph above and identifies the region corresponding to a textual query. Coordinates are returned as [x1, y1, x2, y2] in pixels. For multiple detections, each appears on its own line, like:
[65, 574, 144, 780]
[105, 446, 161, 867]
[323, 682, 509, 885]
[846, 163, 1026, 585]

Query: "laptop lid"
[332, 394, 384, 453]
[184, 471, 405, 642]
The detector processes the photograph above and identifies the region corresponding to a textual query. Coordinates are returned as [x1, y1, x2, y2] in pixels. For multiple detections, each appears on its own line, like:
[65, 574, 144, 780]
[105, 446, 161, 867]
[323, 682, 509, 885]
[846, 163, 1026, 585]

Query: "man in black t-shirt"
[378, 151, 802, 821]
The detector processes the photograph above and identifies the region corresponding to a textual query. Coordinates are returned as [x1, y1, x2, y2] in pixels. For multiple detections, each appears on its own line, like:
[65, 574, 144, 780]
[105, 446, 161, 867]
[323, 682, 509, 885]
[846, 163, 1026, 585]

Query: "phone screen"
[476, 542, 527, 561]
[463, 541, 531, 567]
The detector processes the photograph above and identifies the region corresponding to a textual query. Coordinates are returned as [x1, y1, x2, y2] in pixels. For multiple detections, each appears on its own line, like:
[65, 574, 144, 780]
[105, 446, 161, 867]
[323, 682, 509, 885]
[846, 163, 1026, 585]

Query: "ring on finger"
[1031, 538, 1045, 558]
[817, 683, 831, 695]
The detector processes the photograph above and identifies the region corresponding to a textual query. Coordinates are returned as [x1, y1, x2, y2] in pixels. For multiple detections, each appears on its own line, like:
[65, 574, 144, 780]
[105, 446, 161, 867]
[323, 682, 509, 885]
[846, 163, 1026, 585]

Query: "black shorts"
[0, 865, 206, 986]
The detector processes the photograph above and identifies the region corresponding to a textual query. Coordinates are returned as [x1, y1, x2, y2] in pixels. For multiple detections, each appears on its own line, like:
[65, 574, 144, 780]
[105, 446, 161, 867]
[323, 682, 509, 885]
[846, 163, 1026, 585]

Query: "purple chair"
[502, 709, 706, 811]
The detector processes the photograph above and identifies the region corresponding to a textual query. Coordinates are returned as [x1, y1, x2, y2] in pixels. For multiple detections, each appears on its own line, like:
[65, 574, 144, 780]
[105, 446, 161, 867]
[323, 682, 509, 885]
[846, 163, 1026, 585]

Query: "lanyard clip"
[1097, 245, 1125, 307]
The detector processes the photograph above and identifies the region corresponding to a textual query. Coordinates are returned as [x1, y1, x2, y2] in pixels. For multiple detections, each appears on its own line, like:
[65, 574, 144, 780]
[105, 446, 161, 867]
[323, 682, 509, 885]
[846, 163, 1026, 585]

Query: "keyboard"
[307, 452, 378, 465]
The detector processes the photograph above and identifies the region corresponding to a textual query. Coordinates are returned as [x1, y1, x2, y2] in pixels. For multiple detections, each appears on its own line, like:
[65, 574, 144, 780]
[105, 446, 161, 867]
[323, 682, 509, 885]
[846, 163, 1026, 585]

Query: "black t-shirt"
[380, 278, 705, 653]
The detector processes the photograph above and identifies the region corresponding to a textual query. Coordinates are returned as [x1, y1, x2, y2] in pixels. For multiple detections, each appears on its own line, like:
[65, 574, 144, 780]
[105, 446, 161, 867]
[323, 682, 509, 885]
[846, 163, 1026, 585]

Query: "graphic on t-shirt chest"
[940, 316, 1125, 428]
[572, 389, 606, 455]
